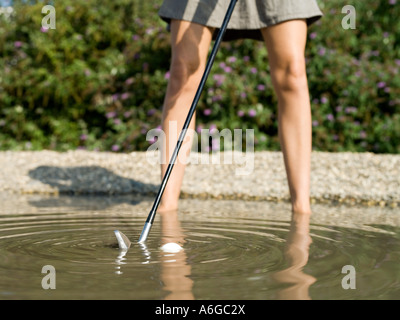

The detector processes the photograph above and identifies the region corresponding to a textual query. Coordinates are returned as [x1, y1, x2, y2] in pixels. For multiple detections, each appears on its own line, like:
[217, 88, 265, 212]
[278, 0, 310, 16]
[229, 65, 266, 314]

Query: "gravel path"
[0, 150, 399, 207]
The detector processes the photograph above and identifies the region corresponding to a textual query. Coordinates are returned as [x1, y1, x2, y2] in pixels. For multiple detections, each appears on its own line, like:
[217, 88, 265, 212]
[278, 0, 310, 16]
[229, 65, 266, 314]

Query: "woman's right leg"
[159, 20, 214, 213]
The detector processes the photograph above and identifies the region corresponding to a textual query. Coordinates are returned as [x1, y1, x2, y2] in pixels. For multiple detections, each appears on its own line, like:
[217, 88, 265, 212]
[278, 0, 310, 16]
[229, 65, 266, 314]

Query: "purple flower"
[326, 114, 335, 122]
[147, 109, 156, 116]
[312, 120, 319, 127]
[125, 77, 134, 85]
[250, 67, 257, 74]
[240, 92, 247, 99]
[111, 145, 120, 152]
[213, 74, 225, 87]
[132, 35, 140, 41]
[120, 92, 130, 100]
[318, 47, 326, 56]
[209, 124, 217, 133]
[145, 27, 155, 35]
[321, 97, 328, 104]
[345, 106, 357, 114]
[224, 66, 232, 73]
[203, 109, 212, 116]
[219, 62, 226, 69]
[257, 84, 266, 91]
[228, 56, 237, 63]
[395, 59, 400, 66]
[332, 134, 339, 141]
[211, 138, 220, 151]
[164, 71, 170, 80]
[84, 69, 91, 77]
[106, 111, 117, 119]
[80, 134, 88, 141]
[212, 95, 222, 102]
[40, 27, 49, 33]
[377, 81, 386, 89]
[389, 0, 396, 5]
[237, 110, 245, 117]
[243, 56, 250, 62]
[309, 32, 317, 39]
[113, 119, 121, 125]
[124, 111, 132, 118]
[360, 131, 367, 139]
[248, 109, 257, 117]
[14, 41, 23, 48]
[335, 106, 343, 112]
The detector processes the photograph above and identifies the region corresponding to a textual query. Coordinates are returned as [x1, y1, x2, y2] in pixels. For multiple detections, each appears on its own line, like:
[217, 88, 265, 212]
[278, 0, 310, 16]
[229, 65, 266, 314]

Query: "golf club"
[137, 0, 239, 243]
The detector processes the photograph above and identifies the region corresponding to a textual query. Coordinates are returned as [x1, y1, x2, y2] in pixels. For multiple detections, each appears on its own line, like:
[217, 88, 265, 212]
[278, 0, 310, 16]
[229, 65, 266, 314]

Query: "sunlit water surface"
[0, 194, 399, 300]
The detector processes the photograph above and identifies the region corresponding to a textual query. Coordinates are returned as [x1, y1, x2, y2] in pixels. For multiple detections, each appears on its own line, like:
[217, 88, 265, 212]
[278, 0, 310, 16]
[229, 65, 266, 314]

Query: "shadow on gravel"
[28, 165, 158, 198]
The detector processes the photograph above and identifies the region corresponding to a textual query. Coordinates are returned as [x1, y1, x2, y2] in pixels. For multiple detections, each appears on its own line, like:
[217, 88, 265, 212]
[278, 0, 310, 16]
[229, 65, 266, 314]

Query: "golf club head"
[114, 230, 131, 251]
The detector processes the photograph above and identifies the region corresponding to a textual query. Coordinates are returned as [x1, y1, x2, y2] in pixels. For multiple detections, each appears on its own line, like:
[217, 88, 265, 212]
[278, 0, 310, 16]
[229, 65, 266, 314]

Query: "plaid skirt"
[158, 0, 323, 41]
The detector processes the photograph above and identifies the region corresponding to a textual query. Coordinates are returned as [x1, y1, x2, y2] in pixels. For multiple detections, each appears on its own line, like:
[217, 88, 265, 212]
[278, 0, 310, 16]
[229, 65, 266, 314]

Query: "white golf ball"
[160, 242, 183, 253]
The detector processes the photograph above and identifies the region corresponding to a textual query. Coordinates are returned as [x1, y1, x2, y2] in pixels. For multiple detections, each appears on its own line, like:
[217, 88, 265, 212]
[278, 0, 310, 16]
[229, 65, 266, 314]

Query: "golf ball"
[160, 242, 183, 253]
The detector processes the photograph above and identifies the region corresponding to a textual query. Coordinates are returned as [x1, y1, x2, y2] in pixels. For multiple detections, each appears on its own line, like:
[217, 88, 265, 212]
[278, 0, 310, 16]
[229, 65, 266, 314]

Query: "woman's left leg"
[261, 20, 312, 215]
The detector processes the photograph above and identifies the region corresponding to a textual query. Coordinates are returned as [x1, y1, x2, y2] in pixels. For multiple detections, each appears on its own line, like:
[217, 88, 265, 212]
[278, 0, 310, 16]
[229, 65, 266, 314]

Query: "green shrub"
[0, 0, 399, 153]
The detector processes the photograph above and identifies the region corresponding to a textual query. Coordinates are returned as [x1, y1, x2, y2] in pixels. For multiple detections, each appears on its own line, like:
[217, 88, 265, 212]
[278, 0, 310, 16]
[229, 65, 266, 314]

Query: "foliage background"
[0, 0, 399, 153]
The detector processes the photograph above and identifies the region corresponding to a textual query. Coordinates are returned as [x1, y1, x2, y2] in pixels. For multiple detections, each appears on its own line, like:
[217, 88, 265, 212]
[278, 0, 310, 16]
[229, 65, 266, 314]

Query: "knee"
[272, 58, 308, 92]
[169, 54, 203, 89]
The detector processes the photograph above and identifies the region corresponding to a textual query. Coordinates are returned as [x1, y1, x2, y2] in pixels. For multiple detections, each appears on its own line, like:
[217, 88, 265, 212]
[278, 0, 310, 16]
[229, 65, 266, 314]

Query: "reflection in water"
[112, 210, 194, 299]
[272, 213, 316, 300]
[139, 242, 152, 264]
[1, 193, 399, 299]
[112, 211, 315, 299]
[115, 249, 128, 275]
[157, 210, 317, 300]
[159, 210, 194, 300]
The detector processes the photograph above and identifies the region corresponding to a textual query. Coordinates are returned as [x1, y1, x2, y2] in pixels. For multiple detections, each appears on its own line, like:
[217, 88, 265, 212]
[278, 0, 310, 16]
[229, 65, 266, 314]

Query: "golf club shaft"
[138, 0, 238, 243]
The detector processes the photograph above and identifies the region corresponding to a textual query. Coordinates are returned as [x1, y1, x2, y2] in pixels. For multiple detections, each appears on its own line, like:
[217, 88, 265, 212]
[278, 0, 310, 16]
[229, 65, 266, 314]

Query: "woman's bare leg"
[261, 20, 312, 214]
[159, 20, 214, 213]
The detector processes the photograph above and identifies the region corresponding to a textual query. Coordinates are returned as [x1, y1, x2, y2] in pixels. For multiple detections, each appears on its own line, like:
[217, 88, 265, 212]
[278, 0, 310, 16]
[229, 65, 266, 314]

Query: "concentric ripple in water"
[0, 206, 399, 300]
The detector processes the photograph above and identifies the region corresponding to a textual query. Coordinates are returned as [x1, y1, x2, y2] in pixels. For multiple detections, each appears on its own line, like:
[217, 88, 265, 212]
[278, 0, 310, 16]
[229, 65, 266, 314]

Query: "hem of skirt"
[159, 10, 323, 41]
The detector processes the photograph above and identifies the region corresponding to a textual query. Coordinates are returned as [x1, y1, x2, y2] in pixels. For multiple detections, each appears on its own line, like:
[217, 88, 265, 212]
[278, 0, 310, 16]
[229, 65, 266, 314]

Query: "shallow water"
[0, 194, 399, 300]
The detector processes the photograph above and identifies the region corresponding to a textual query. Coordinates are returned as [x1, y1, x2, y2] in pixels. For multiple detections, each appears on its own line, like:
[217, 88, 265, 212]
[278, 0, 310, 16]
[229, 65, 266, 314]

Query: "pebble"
[0, 150, 398, 207]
